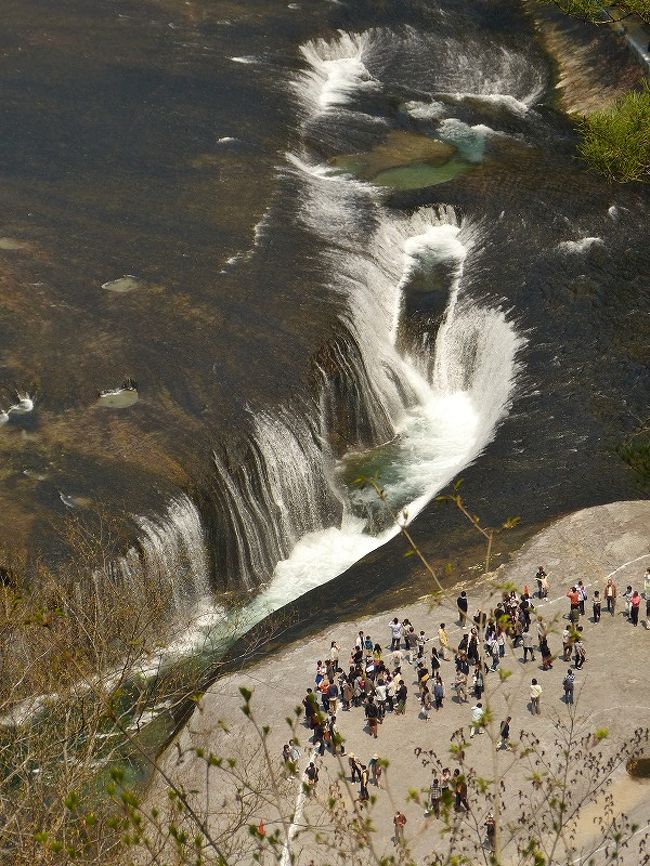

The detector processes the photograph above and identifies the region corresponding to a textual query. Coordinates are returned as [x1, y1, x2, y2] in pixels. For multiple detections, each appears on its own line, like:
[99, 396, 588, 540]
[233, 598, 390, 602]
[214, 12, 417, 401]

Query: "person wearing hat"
[368, 753, 382, 786]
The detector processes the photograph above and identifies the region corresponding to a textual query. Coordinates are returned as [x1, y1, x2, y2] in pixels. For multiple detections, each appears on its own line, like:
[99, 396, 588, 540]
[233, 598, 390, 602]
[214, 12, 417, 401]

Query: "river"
[0, 0, 648, 681]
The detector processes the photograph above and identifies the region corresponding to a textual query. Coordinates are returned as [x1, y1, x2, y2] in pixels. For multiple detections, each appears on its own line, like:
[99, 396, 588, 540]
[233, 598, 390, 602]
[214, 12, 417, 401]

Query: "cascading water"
[295, 31, 381, 114]
[249, 204, 523, 618]
[116, 21, 530, 661]
[110, 495, 210, 613]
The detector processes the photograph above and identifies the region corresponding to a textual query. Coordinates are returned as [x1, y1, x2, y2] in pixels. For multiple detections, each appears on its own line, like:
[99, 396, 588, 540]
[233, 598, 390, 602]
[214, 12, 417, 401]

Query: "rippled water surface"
[0, 0, 647, 624]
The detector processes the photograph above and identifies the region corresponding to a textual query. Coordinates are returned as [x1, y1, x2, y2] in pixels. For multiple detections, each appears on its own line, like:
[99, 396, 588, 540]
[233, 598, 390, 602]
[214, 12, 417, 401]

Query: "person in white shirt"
[469, 702, 484, 737]
[530, 679, 542, 715]
[389, 618, 403, 651]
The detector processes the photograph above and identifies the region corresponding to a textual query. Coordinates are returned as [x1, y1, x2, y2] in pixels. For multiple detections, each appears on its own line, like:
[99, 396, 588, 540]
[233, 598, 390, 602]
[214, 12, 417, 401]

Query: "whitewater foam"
[295, 31, 380, 114]
[557, 237, 604, 254]
[403, 99, 447, 120]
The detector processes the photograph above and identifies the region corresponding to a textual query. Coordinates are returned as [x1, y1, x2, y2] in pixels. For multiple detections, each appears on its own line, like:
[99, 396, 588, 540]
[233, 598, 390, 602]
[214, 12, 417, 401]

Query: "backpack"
[364, 637, 374, 650]
[434, 682, 444, 698]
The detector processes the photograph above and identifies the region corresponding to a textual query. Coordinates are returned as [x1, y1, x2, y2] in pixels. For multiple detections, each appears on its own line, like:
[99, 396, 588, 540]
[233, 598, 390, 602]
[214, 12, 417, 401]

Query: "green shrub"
[578, 88, 650, 183]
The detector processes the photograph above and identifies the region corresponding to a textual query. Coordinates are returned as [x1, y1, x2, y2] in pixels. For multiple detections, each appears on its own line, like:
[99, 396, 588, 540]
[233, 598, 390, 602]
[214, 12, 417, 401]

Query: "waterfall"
[294, 31, 381, 114]
[210, 409, 343, 589]
[202, 176, 523, 618]
[110, 495, 210, 612]
[107, 24, 528, 646]
[294, 25, 547, 116]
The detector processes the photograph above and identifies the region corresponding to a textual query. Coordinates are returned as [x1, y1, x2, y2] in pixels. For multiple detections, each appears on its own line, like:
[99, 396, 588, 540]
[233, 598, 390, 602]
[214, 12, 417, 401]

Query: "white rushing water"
[249, 202, 523, 619]
[294, 30, 381, 113]
[119, 26, 528, 662]
[110, 495, 210, 613]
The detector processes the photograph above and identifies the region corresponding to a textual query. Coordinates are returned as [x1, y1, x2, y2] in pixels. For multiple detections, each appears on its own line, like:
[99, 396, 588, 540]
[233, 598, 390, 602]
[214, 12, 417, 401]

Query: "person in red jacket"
[393, 811, 407, 844]
[630, 590, 641, 626]
[566, 586, 580, 610]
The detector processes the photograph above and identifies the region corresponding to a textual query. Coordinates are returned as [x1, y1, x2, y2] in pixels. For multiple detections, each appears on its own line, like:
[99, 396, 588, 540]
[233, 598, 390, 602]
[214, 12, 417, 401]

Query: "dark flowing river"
[0, 0, 648, 668]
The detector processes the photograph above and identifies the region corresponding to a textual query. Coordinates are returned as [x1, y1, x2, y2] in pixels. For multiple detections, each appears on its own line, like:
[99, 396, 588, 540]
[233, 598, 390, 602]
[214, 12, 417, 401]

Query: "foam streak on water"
[295, 30, 380, 113]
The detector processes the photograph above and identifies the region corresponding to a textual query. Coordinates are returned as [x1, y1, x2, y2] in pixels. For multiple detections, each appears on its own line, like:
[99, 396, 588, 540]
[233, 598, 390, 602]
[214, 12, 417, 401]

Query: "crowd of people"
[285, 564, 650, 845]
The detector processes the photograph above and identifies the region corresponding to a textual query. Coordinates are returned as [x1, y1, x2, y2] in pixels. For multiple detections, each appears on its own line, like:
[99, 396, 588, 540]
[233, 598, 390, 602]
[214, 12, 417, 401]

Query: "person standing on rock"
[348, 753, 361, 783]
[469, 702, 484, 737]
[430, 646, 442, 676]
[386, 675, 397, 713]
[427, 771, 442, 817]
[327, 679, 339, 716]
[368, 753, 382, 786]
[454, 668, 468, 703]
[630, 590, 641, 626]
[352, 672, 364, 707]
[472, 664, 484, 700]
[563, 669, 575, 705]
[530, 679, 542, 715]
[593, 590, 601, 623]
[498, 716, 511, 750]
[522, 627, 536, 662]
[393, 811, 407, 845]
[405, 626, 418, 665]
[305, 762, 319, 794]
[567, 586, 580, 618]
[420, 681, 432, 719]
[416, 629, 428, 661]
[540, 572, 549, 599]
[540, 632, 553, 670]
[327, 714, 342, 756]
[520, 593, 533, 628]
[535, 566, 547, 600]
[433, 675, 445, 710]
[365, 696, 379, 738]
[375, 678, 388, 718]
[395, 680, 408, 715]
[467, 631, 480, 664]
[312, 719, 326, 757]
[573, 627, 586, 669]
[605, 579, 617, 616]
[623, 585, 633, 620]
[577, 581, 587, 616]
[342, 678, 353, 710]
[457, 591, 469, 628]
[439, 623, 450, 660]
[453, 769, 470, 812]
[389, 617, 403, 651]
[303, 689, 319, 728]
[359, 764, 370, 802]
[441, 767, 452, 804]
